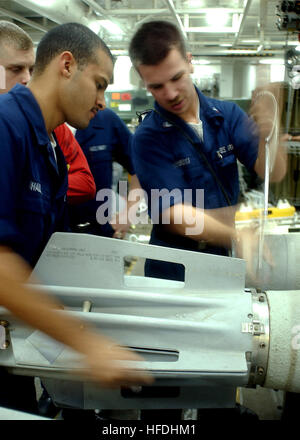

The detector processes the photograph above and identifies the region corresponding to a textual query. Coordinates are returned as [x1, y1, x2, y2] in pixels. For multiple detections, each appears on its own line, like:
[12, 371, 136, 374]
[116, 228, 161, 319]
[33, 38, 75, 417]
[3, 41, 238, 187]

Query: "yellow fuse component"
[235, 206, 296, 221]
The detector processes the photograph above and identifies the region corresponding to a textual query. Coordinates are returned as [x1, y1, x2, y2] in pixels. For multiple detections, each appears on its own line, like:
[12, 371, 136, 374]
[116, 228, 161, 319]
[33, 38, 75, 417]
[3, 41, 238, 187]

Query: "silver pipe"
[233, 0, 253, 47]
[164, 0, 187, 39]
[0, 7, 48, 33]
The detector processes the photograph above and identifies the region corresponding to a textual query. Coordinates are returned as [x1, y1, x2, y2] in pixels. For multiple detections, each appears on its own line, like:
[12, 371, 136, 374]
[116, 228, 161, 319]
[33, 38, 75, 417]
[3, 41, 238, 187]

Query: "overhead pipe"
[13, 0, 94, 27]
[164, 0, 187, 39]
[257, 0, 269, 53]
[0, 6, 48, 33]
[106, 8, 244, 15]
[233, 0, 253, 47]
[81, 0, 127, 33]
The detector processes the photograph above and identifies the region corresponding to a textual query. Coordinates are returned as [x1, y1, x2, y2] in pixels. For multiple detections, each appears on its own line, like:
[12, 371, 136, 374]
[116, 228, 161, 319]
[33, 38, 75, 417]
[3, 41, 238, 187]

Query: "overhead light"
[259, 59, 284, 65]
[186, 26, 237, 33]
[242, 39, 260, 43]
[220, 43, 232, 47]
[186, 9, 238, 33]
[206, 10, 229, 28]
[111, 50, 127, 55]
[99, 20, 124, 35]
[30, 0, 55, 6]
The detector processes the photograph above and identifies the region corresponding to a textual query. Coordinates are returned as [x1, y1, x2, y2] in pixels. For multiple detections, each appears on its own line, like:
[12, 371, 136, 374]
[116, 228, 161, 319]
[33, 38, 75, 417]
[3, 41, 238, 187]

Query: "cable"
[253, 91, 279, 273]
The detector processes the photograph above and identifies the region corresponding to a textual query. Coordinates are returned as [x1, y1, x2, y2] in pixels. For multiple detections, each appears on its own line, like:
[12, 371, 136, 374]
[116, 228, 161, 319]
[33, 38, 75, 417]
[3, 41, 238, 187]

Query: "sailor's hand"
[282, 133, 300, 142]
[79, 333, 154, 388]
[110, 212, 131, 239]
[249, 82, 283, 140]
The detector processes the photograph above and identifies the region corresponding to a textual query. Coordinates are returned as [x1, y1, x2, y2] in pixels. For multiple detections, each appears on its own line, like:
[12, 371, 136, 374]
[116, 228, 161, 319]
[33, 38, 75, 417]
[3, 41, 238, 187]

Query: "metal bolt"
[248, 313, 253, 319]
[259, 295, 265, 302]
[0, 320, 9, 328]
[260, 343, 266, 349]
[254, 325, 259, 331]
[246, 351, 252, 362]
[257, 367, 264, 376]
[2, 340, 10, 349]
[82, 300, 92, 313]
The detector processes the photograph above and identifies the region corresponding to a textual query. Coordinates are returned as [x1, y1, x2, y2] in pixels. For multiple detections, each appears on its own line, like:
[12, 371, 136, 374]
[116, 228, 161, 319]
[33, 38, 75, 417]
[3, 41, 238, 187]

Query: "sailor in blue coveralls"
[70, 108, 135, 237]
[129, 21, 286, 282]
[0, 22, 152, 417]
[0, 83, 69, 415]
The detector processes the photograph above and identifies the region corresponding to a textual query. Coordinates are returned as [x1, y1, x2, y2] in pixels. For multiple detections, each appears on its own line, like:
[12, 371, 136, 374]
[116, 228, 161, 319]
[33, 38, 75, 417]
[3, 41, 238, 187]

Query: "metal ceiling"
[0, 0, 298, 58]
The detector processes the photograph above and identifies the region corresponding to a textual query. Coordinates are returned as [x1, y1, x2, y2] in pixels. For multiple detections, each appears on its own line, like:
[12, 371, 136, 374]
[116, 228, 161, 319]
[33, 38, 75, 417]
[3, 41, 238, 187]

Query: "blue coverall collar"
[154, 85, 224, 130]
[9, 83, 51, 146]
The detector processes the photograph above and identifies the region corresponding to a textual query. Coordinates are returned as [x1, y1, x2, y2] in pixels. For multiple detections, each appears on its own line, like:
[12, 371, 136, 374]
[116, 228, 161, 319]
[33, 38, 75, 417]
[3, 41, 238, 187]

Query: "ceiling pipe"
[13, 0, 93, 26]
[0, 6, 48, 33]
[108, 42, 283, 56]
[189, 40, 289, 47]
[257, 0, 268, 53]
[164, 0, 187, 38]
[233, 0, 253, 47]
[109, 8, 168, 15]
[190, 48, 283, 55]
[105, 8, 244, 15]
[81, 0, 127, 33]
[134, 15, 156, 30]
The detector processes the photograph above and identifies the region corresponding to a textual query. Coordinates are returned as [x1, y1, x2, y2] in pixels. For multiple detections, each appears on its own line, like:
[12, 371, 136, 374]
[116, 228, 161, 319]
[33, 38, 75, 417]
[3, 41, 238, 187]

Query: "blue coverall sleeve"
[227, 103, 259, 170]
[0, 120, 24, 248]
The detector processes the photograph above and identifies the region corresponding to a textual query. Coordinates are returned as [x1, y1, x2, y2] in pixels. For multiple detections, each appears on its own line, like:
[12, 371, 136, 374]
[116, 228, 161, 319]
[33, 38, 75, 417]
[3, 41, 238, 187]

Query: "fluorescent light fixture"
[242, 39, 260, 43]
[88, 21, 101, 35]
[259, 59, 284, 65]
[186, 26, 237, 33]
[192, 59, 210, 65]
[111, 50, 127, 55]
[99, 20, 124, 35]
[206, 10, 229, 27]
[220, 43, 232, 47]
[186, 10, 239, 33]
[31, 0, 55, 6]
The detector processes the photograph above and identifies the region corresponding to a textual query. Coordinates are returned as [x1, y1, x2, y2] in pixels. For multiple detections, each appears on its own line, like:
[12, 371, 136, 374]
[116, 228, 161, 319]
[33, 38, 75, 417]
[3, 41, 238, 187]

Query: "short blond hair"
[0, 21, 33, 51]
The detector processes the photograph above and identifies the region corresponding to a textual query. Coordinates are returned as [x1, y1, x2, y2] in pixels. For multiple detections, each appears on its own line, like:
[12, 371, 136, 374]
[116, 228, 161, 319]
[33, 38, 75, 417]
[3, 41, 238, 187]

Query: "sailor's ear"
[187, 52, 193, 73]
